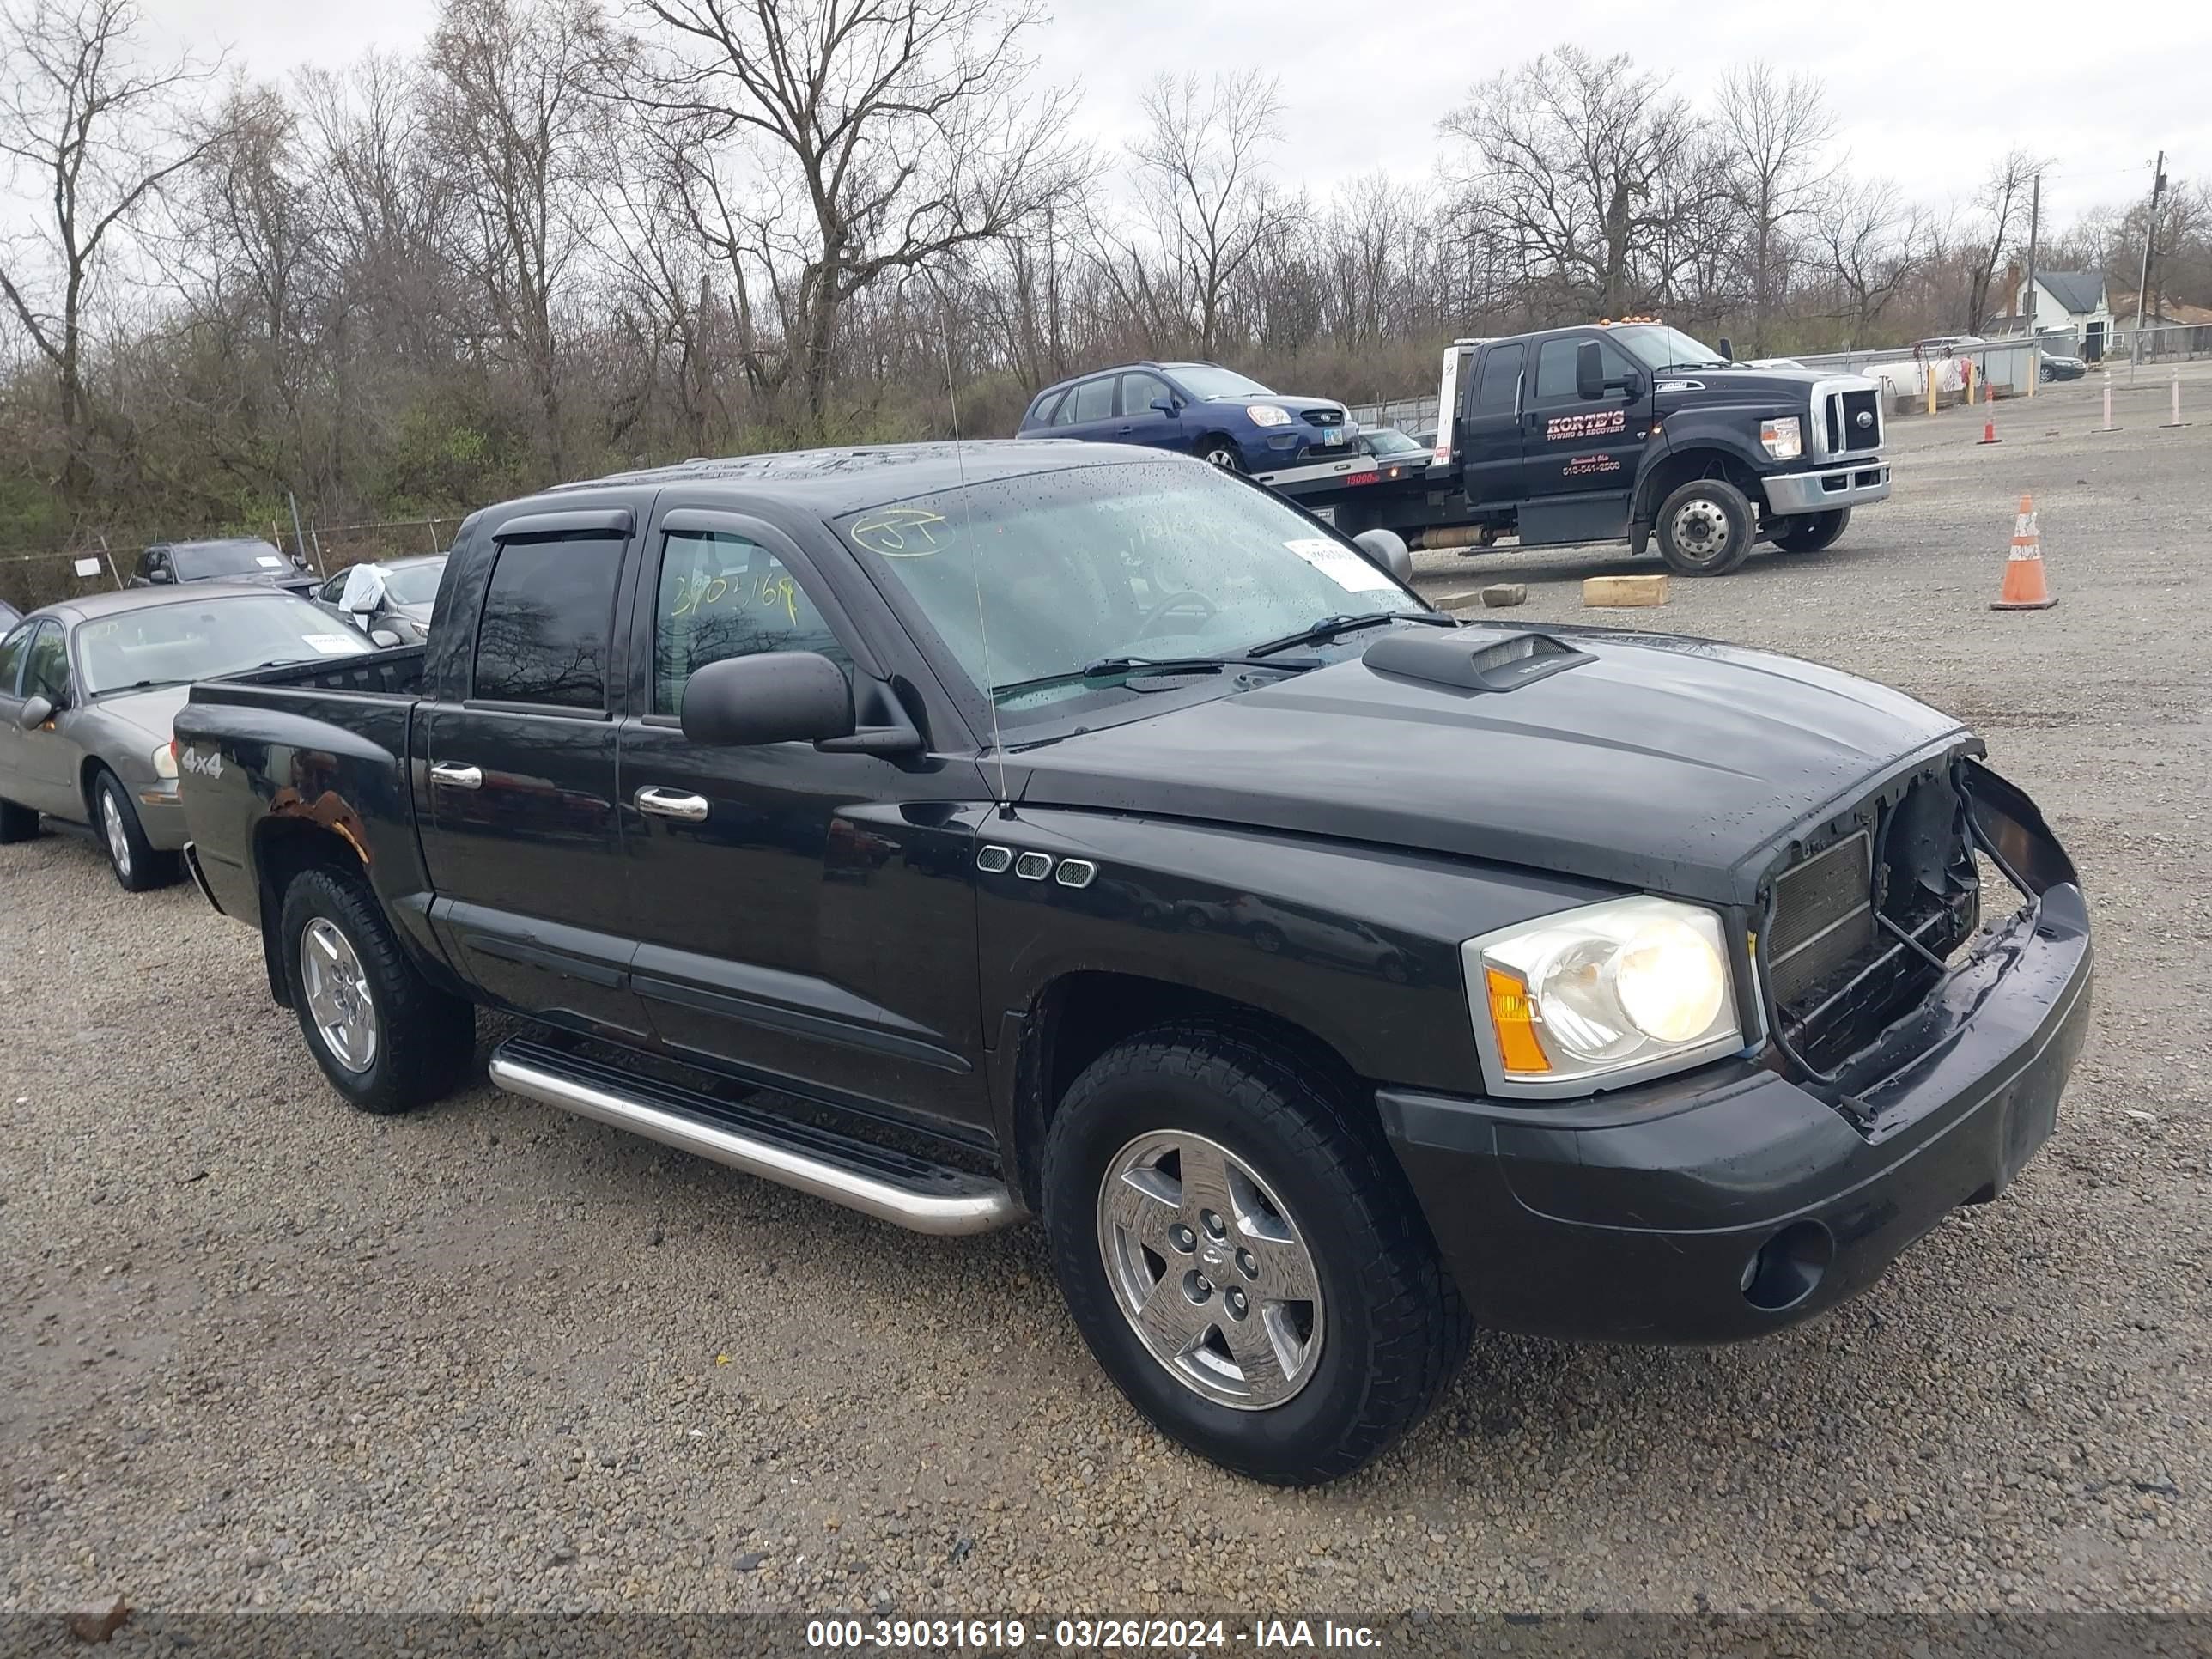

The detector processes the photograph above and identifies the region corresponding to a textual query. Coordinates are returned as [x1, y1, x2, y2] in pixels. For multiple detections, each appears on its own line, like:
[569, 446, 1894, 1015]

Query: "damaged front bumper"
[1378, 763, 2092, 1345]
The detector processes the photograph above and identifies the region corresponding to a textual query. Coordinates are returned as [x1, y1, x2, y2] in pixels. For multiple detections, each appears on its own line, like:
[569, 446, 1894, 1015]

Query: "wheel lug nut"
[1201, 1210, 1225, 1238]
[1170, 1224, 1195, 1252]
[1226, 1289, 1247, 1318]
[1236, 1248, 1258, 1279]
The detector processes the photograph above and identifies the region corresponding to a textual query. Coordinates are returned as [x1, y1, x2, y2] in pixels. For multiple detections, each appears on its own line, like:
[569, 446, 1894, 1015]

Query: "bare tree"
[1961, 148, 2040, 333]
[1442, 48, 1707, 319]
[0, 0, 220, 512]
[1714, 63, 1836, 352]
[424, 0, 613, 475]
[633, 0, 1084, 423]
[1115, 70, 1286, 356]
[1815, 176, 1923, 342]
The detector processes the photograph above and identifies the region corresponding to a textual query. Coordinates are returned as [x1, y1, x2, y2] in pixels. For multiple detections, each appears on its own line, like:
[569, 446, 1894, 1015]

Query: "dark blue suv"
[1013, 361, 1353, 473]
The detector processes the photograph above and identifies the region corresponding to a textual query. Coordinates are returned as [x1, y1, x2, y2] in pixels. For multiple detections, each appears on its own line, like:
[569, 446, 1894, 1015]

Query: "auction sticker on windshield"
[1285, 538, 1395, 592]
[255, 555, 286, 568]
[302, 634, 363, 655]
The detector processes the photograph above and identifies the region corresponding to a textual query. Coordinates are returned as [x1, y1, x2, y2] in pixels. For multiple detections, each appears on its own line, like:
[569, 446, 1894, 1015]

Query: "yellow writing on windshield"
[670, 568, 801, 625]
[849, 507, 951, 557]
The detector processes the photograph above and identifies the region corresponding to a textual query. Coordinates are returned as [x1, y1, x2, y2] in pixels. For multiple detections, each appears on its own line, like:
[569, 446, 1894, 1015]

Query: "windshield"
[1610, 325, 1731, 373]
[836, 459, 1424, 721]
[383, 559, 447, 605]
[1361, 428, 1425, 459]
[77, 594, 371, 694]
[1166, 363, 1273, 400]
[173, 540, 290, 580]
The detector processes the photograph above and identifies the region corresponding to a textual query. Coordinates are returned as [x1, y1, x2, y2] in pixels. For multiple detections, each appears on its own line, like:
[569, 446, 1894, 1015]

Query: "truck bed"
[204, 643, 428, 701]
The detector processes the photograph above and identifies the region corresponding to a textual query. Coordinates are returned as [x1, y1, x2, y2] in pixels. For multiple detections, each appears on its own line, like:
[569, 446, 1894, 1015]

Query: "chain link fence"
[0, 514, 462, 614]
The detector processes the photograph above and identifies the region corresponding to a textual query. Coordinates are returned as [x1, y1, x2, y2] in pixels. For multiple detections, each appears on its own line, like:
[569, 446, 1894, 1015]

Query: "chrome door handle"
[428, 762, 483, 789]
[635, 786, 709, 823]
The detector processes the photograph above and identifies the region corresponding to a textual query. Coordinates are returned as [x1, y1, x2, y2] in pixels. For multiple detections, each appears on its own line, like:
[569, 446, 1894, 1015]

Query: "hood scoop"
[1362, 625, 1594, 694]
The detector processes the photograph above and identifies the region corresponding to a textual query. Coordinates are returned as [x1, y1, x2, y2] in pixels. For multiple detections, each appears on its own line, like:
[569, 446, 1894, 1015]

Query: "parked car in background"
[0, 586, 371, 890]
[1015, 360, 1352, 472]
[2040, 352, 2087, 382]
[131, 538, 318, 595]
[313, 554, 447, 646]
[1353, 426, 1431, 480]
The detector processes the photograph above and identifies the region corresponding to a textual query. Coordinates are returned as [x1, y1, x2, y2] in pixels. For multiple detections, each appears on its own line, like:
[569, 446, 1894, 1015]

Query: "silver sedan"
[0, 586, 371, 890]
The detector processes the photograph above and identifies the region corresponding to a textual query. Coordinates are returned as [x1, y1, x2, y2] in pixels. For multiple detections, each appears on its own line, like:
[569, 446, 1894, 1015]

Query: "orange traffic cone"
[1990, 495, 2056, 610]
[1978, 380, 2001, 445]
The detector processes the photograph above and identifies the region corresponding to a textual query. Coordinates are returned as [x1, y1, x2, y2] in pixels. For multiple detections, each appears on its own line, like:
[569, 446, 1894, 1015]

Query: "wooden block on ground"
[1583, 574, 1668, 608]
[1480, 583, 1527, 607]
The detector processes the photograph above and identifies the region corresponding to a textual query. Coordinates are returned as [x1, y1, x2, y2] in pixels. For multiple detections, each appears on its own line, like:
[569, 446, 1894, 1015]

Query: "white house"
[2008, 270, 2113, 356]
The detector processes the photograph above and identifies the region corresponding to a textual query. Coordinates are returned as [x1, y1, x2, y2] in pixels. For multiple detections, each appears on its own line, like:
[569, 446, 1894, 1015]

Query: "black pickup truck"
[1268, 321, 1892, 575]
[174, 441, 2090, 1485]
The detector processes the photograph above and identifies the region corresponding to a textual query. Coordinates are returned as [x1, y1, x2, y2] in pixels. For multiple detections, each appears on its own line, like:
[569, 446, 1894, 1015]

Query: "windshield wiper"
[1247, 611, 1456, 659]
[991, 653, 1298, 700]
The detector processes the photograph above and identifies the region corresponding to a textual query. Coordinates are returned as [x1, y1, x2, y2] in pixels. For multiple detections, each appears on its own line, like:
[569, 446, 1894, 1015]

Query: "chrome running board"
[488, 1038, 1024, 1237]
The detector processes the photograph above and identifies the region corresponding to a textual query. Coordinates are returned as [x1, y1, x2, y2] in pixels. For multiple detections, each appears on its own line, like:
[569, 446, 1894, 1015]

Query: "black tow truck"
[175, 441, 2086, 1486]
[1265, 320, 1892, 575]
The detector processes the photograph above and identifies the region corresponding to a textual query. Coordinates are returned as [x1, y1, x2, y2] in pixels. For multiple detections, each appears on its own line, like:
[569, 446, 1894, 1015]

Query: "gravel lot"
[3, 366, 2209, 1624]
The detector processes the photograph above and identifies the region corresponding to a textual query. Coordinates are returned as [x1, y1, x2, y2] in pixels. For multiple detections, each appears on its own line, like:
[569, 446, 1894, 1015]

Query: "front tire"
[1197, 438, 1245, 473]
[92, 769, 179, 891]
[1042, 1020, 1468, 1485]
[278, 867, 475, 1115]
[1771, 507, 1851, 554]
[1655, 478, 1754, 575]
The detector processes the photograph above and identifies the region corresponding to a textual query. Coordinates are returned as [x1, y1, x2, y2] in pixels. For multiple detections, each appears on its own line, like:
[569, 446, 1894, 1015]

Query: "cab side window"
[653, 531, 849, 716]
[471, 535, 623, 711]
[1474, 344, 1524, 412]
[1532, 337, 1584, 403]
[0, 623, 30, 696]
[21, 622, 69, 703]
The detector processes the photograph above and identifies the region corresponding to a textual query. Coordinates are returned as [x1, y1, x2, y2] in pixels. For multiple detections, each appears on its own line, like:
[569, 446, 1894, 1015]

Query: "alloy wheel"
[1097, 1130, 1324, 1409]
[301, 918, 379, 1073]
[100, 790, 131, 881]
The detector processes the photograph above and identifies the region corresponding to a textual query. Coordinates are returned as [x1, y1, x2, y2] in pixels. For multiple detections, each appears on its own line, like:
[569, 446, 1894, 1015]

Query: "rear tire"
[1655, 478, 1754, 575]
[0, 797, 38, 842]
[1042, 1019, 1469, 1485]
[92, 769, 179, 891]
[279, 867, 476, 1115]
[1771, 507, 1851, 554]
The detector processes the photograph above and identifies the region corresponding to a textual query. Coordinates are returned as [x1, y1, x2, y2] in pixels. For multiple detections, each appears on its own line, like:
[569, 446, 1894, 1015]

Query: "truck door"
[1457, 342, 1527, 507]
[413, 506, 652, 1041]
[613, 506, 990, 1137]
[1516, 333, 1647, 545]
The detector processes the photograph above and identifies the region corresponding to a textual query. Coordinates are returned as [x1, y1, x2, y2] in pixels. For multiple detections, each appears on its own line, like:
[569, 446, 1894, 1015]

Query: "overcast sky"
[135, 0, 2210, 234]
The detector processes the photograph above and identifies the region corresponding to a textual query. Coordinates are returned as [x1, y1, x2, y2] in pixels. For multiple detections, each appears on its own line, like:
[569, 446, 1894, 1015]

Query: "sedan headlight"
[151, 741, 178, 781]
[1760, 416, 1802, 460]
[1245, 404, 1292, 428]
[1464, 896, 1744, 1097]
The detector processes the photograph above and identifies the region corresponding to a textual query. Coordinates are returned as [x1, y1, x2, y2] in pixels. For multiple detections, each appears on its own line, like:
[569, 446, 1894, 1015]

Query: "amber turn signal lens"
[1485, 966, 1551, 1075]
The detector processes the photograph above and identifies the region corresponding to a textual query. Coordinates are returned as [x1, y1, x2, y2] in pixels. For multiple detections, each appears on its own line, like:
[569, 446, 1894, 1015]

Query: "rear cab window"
[471, 536, 624, 711]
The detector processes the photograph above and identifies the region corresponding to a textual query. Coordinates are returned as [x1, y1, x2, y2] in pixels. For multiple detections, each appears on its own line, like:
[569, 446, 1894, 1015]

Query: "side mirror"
[1575, 340, 1605, 402]
[369, 629, 402, 648]
[1717, 336, 1735, 363]
[1352, 528, 1414, 585]
[17, 695, 53, 730]
[145, 568, 171, 585]
[1151, 396, 1177, 416]
[1619, 369, 1644, 402]
[678, 652, 855, 748]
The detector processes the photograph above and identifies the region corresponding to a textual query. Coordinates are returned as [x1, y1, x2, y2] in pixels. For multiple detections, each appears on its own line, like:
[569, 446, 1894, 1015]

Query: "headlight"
[1245, 404, 1292, 428]
[1760, 416, 1802, 460]
[151, 742, 178, 781]
[1464, 896, 1744, 1097]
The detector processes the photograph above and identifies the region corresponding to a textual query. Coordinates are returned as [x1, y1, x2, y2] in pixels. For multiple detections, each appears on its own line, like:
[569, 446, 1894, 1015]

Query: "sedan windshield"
[383, 558, 447, 605]
[836, 459, 1425, 721]
[1166, 363, 1273, 400]
[77, 594, 371, 695]
[173, 540, 291, 580]
[1610, 325, 1731, 373]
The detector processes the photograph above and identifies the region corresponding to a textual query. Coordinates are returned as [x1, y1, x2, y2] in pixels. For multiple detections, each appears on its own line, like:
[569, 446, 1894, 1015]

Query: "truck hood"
[1652, 366, 1871, 403]
[1007, 627, 1971, 906]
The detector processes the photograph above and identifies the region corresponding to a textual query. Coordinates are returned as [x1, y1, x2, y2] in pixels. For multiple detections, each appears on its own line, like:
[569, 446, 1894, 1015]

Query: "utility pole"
[2023, 172, 2041, 337]
[2131, 149, 2166, 375]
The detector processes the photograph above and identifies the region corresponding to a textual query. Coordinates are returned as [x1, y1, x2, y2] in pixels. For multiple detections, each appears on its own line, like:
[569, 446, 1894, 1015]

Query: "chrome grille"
[1302, 408, 1346, 428]
[1768, 833, 1874, 1006]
